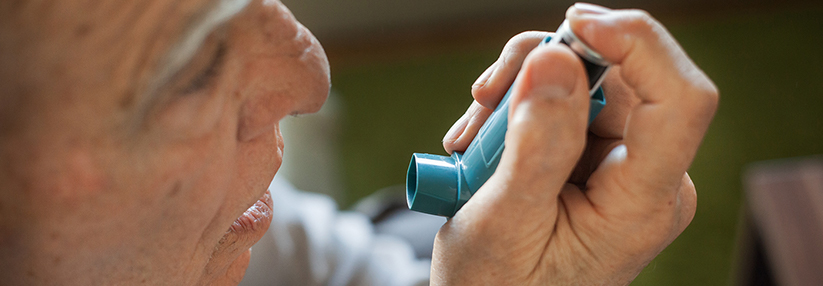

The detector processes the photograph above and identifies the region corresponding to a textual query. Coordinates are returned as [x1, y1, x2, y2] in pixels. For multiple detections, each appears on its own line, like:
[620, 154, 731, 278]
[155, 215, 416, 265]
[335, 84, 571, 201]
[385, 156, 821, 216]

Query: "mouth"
[202, 190, 273, 284]
[228, 190, 273, 237]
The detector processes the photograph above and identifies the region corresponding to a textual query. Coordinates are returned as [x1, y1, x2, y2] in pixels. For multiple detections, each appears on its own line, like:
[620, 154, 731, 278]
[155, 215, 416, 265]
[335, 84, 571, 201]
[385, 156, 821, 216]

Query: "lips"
[201, 190, 273, 283]
[229, 190, 273, 236]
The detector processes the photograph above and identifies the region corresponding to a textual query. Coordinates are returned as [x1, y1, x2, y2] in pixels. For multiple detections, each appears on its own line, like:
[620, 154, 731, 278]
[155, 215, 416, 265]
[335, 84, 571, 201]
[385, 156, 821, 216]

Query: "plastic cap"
[406, 153, 460, 216]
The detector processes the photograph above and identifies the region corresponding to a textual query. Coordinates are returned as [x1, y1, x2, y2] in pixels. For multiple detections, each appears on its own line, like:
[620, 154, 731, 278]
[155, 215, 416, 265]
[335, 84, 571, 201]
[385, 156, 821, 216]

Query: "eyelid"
[180, 39, 227, 95]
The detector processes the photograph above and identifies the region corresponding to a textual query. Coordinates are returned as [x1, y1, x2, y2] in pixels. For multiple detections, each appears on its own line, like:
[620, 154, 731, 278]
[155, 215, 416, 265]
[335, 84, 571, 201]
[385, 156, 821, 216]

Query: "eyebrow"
[147, 0, 251, 97]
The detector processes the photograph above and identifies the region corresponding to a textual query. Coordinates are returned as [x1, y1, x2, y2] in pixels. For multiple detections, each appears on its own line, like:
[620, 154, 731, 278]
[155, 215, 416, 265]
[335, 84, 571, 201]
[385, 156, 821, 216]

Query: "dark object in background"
[737, 156, 823, 286]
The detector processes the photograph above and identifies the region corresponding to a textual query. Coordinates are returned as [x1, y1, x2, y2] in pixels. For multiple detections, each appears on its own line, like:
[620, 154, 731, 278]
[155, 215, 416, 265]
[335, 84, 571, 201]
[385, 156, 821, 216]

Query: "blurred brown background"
[277, 0, 823, 284]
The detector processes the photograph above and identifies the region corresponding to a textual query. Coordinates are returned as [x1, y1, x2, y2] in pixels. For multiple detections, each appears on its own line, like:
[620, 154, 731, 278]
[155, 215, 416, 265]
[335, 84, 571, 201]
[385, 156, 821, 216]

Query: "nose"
[289, 23, 331, 115]
[234, 0, 331, 142]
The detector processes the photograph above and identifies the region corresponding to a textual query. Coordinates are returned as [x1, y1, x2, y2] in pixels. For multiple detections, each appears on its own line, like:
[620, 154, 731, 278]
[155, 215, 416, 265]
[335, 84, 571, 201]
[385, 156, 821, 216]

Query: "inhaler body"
[406, 20, 610, 217]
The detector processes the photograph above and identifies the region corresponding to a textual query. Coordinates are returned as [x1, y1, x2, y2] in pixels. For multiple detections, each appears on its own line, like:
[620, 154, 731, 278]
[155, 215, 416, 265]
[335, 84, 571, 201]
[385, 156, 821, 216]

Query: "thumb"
[478, 44, 591, 216]
[439, 44, 593, 273]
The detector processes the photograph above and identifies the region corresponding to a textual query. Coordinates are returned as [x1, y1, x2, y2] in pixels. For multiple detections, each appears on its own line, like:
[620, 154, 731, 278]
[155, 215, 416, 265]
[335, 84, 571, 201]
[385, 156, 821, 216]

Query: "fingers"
[472, 31, 550, 109]
[442, 101, 493, 154]
[567, 4, 719, 192]
[588, 66, 641, 139]
[449, 43, 592, 263]
[444, 31, 549, 154]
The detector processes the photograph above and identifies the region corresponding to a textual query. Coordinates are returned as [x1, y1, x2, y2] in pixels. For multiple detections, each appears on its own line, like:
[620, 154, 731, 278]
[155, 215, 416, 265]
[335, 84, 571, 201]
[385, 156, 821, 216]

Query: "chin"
[207, 249, 254, 285]
[201, 190, 273, 285]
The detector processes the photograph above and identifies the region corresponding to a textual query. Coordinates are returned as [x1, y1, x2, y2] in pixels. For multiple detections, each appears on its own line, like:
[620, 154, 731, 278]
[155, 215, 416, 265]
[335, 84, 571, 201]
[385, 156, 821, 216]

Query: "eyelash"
[181, 41, 227, 94]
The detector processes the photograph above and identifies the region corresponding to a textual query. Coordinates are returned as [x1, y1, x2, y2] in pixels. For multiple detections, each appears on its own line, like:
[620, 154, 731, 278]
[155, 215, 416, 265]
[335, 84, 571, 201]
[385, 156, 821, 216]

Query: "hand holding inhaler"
[425, 4, 718, 285]
[406, 20, 608, 217]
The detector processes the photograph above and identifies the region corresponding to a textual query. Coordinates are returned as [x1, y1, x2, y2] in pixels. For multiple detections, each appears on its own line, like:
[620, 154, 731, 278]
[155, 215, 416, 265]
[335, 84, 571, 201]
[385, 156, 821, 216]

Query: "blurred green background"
[286, 1, 823, 285]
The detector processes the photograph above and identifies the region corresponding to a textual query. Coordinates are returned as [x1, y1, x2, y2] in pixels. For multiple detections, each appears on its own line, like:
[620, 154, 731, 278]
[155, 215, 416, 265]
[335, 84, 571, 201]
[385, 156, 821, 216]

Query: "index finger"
[568, 5, 719, 192]
[444, 31, 549, 153]
[472, 31, 549, 109]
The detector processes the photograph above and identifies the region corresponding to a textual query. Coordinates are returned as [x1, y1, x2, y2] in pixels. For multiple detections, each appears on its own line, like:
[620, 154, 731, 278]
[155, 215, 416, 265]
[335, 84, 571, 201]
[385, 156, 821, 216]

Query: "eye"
[180, 40, 227, 95]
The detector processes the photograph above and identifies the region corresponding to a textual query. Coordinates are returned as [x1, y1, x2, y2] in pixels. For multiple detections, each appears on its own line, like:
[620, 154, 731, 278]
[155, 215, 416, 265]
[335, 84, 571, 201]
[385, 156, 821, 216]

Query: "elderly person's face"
[0, 0, 329, 284]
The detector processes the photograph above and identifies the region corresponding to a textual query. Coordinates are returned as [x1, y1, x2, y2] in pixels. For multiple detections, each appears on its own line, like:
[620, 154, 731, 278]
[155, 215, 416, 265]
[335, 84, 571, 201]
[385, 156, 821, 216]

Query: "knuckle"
[621, 9, 662, 38]
[679, 173, 698, 211]
[683, 75, 720, 114]
[497, 50, 511, 69]
[681, 189, 697, 225]
[696, 79, 720, 109]
[682, 184, 697, 212]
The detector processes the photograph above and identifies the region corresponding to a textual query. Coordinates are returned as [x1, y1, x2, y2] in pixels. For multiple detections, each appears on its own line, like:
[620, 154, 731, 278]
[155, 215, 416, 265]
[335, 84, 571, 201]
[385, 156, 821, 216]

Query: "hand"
[433, 3, 718, 285]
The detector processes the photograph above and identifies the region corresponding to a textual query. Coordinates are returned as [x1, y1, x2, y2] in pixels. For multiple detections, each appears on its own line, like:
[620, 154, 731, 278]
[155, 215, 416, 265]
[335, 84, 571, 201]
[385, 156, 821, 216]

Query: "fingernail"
[472, 62, 497, 89]
[571, 2, 611, 16]
[527, 49, 577, 99]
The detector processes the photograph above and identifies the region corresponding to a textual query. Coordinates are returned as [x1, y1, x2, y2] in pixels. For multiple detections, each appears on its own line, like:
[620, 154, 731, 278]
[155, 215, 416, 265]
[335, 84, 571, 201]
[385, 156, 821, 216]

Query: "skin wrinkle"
[0, 0, 330, 283]
[135, 0, 251, 127]
[150, 0, 251, 93]
[124, 1, 181, 109]
[85, 2, 152, 84]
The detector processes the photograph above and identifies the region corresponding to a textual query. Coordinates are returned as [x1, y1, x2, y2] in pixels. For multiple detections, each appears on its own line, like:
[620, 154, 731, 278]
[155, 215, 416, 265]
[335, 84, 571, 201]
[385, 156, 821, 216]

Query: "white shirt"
[240, 178, 431, 286]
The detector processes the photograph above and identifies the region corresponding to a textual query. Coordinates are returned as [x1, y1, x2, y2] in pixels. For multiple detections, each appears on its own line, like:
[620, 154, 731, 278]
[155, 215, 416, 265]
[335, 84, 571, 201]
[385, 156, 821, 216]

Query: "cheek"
[131, 100, 284, 267]
[120, 98, 240, 252]
[148, 91, 227, 141]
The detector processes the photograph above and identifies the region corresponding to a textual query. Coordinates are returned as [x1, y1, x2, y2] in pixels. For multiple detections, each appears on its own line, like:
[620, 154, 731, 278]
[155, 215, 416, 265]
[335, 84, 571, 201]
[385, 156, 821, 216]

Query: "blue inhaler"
[405, 20, 611, 217]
